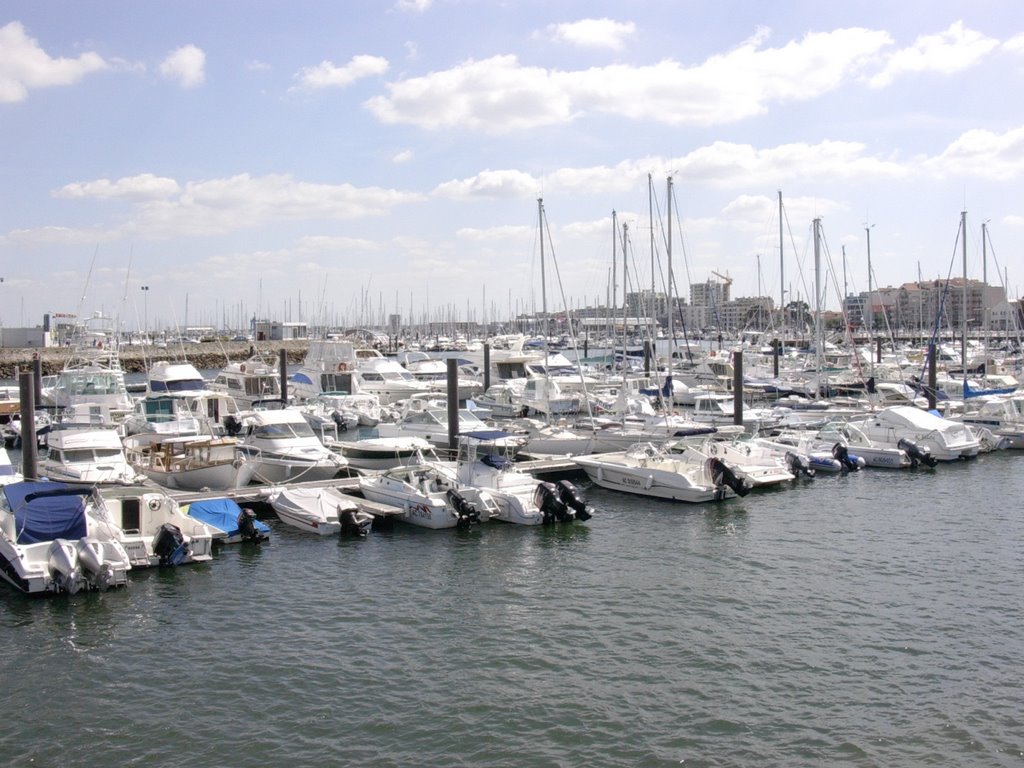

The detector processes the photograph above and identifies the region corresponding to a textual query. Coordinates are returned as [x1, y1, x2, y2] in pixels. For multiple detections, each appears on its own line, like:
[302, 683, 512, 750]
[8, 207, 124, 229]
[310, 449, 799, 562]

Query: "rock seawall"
[0, 340, 310, 379]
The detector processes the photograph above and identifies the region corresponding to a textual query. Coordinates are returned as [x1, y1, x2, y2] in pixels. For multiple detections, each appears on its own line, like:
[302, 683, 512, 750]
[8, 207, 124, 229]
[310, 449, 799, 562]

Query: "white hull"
[573, 448, 735, 503]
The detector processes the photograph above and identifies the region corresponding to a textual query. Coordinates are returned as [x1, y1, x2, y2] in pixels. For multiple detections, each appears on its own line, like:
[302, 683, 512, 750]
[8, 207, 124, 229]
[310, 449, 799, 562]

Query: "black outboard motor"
[236, 508, 262, 543]
[223, 414, 243, 436]
[897, 438, 939, 468]
[330, 410, 349, 432]
[445, 489, 481, 528]
[534, 481, 573, 524]
[152, 523, 189, 566]
[707, 457, 751, 497]
[340, 506, 371, 537]
[784, 451, 815, 478]
[831, 442, 861, 472]
[556, 480, 593, 521]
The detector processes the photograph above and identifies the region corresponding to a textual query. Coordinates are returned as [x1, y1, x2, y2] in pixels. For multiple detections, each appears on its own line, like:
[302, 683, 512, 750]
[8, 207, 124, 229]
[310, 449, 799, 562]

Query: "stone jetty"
[0, 340, 311, 379]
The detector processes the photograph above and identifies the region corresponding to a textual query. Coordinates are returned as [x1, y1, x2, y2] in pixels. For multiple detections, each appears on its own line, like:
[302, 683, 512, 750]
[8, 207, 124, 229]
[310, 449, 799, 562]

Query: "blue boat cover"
[3, 480, 89, 544]
[187, 497, 270, 536]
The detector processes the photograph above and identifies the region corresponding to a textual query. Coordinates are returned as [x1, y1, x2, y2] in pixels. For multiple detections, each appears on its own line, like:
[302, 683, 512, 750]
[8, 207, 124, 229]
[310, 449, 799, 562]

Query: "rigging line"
[918, 217, 967, 382]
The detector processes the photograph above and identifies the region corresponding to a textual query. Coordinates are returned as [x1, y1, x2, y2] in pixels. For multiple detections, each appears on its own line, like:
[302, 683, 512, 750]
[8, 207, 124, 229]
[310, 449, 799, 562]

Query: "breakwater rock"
[0, 340, 310, 380]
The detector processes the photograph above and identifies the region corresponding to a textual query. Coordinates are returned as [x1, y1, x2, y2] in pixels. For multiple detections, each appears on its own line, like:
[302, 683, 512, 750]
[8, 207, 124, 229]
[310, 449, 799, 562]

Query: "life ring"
[239, 363, 246, 373]
[337, 362, 349, 372]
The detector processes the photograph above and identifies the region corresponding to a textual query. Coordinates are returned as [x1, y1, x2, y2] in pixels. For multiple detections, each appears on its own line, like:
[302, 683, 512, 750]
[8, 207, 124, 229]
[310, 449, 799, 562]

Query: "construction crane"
[711, 270, 733, 285]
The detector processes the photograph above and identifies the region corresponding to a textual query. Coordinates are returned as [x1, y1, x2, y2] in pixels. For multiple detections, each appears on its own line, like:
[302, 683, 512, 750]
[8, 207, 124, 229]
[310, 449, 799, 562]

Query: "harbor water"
[2, 450, 1022, 766]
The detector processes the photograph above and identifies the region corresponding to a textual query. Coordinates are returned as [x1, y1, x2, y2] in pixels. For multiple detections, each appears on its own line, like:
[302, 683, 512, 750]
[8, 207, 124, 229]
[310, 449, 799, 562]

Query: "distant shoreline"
[0, 340, 310, 379]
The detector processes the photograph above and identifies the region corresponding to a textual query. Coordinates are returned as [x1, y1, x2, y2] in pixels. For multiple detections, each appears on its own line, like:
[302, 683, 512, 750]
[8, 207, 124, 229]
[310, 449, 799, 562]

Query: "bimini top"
[2, 480, 90, 544]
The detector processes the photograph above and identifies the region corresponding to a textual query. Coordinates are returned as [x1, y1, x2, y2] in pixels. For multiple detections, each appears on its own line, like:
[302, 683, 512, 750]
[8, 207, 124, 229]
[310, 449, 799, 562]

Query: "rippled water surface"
[2, 454, 1023, 767]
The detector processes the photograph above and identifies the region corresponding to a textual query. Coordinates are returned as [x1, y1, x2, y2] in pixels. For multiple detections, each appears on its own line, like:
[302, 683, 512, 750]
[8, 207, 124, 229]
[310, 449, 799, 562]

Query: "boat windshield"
[254, 421, 317, 439]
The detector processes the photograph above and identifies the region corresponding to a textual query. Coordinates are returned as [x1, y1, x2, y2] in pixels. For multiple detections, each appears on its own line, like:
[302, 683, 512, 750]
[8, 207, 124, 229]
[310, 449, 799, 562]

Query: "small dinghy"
[267, 486, 373, 536]
[184, 497, 270, 544]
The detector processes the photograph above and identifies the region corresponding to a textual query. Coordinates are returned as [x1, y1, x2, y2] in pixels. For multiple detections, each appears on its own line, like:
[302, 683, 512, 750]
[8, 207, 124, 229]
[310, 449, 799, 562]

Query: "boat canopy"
[3, 481, 90, 544]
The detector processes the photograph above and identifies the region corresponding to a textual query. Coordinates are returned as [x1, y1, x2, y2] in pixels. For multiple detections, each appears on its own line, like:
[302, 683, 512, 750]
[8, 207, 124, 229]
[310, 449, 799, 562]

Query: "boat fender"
[556, 480, 592, 521]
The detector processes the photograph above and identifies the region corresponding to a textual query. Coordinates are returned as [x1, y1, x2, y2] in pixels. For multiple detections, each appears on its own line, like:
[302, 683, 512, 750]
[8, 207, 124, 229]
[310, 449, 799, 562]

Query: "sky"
[2, 1, 1024, 332]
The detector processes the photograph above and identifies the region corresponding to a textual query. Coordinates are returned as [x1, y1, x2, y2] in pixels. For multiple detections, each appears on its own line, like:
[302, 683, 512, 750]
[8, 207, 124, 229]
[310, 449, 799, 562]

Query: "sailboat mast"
[622, 222, 630, 364]
[813, 217, 824, 394]
[667, 176, 674, 359]
[649, 173, 655, 341]
[961, 210, 968, 371]
[778, 190, 784, 336]
[538, 198, 549, 368]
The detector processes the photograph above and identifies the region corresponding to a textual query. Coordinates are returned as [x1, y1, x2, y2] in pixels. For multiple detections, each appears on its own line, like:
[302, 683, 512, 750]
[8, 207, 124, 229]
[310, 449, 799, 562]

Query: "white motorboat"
[93, 484, 216, 567]
[123, 434, 245, 491]
[396, 351, 484, 402]
[39, 313, 135, 424]
[290, 339, 360, 402]
[355, 357, 434, 404]
[455, 435, 592, 525]
[847, 405, 980, 461]
[209, 355, 283, 408]
[958, 393, 1024, 449]
[330, 436, 435, 470]
[234, 408, 348, 484]
[358, 462, 492, 529]
[375, 394, 527, 456]
[572, 442, 751, 503]
[668, 437, 797, 488]
[42, 423, 145, 486]
[267, 486, 373, 536]
[0, 480, 132, 595]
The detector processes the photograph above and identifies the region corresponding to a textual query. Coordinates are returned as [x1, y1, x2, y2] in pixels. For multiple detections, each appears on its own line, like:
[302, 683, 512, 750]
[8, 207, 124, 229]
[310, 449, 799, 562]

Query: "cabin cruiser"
[209, 355, 283, 408]
[39, 313, 135, 424]
[233, 408, 348, 484]
[354, 357, 434, 404]
[330, 436, 435, 470]
[396, 351, 484, 402]
[123, 361, 241, 437]
[375, 394, 527, 456]
[290, 339, 360, 402]
[667, 437, 797, 488]
[42, 423, 145, 486]
[123, 433, 245, 491]
[846, 405, 981, 461]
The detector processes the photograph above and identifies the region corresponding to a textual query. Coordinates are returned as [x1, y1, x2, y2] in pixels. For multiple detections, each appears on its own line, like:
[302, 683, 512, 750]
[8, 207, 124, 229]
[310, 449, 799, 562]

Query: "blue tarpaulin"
[3, 481, 90, 544]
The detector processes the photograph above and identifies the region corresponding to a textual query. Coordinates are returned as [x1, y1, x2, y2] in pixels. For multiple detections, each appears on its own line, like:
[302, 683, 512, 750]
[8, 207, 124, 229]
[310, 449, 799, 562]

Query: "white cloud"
[55, 173, 180, 201]
[294, 54, 389, 90]
[396, 0, 432, 11]
[3, 225, 121, 246]
[246, 59, 271, 71]
[434, 168, 542, 199]
[0, 21, 108, 102]
[392, 149, 414, 164]
[546, 18, 636, 51]
[456, 224, 534, 241]
[366, 28, 892, 132]
[922, 125, 1024, 181]
[1005, 33, 1024, 53]
[160, 44, 206, 88]
[869, 21, 999, 88]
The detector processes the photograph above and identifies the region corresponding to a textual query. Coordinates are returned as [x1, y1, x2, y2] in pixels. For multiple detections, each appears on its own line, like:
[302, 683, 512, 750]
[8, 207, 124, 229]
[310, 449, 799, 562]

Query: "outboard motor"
[223, 414, 243, 436]
[152, 523, 190, 566]
[897, 438, 938, 468]
[340, 506, 372, 537]
[534, 481, 573, 524]
[47, 539, 83, 594]
[445, 489, 481, 528]
[784, 451, 815, 478]
[707, 457, 751, 497]
[236, 508, 262, 543]
[831, 443, 861, 473]
[330, 410, 350, 432]
[556, 480, 593, 521]
[76, 537, 115, 590]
